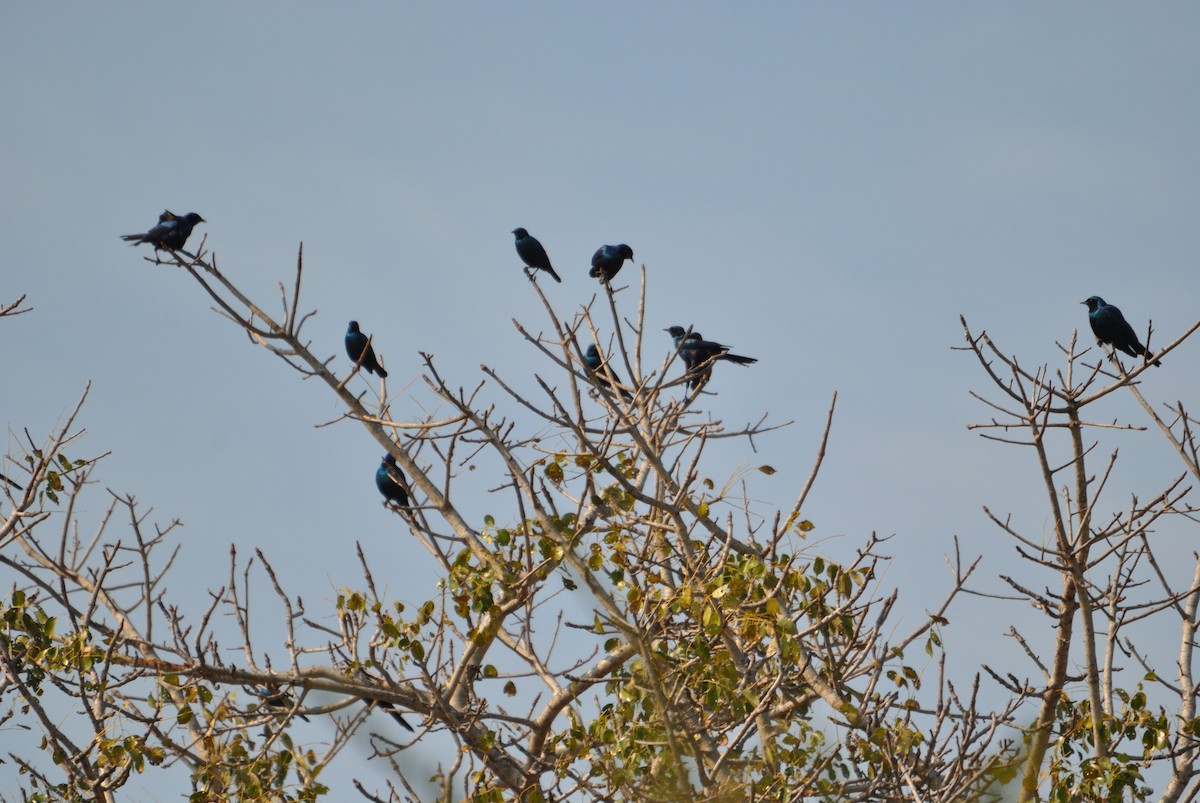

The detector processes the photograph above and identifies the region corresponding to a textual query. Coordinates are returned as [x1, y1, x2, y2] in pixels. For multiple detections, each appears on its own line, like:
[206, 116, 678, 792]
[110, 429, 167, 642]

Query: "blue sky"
[4, 4, 1200, 796]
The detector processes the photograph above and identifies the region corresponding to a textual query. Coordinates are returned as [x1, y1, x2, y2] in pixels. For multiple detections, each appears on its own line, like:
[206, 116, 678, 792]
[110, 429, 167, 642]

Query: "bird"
[512, 228, 561, 283]
[252, 686, 309, 722]
[590, 244, 634, 283]
[665, 326, 758, 389]
[583, 344, 633, 400]
[345, 321, 388, 378]
[121, 211, 205, 251]
[356, 670, 416, 731]
[1082, 296, 1161, 367]
[366, 698, 414, 732]
[376, 454, 410, 507]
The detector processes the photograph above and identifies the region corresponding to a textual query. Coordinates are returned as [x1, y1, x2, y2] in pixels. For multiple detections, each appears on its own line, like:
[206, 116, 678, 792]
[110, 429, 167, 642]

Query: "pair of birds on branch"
[512, 228, 633, 285]
[341, 331, 411, 510]
[583, 329, 759, 399]
[121, 210, 205, 252]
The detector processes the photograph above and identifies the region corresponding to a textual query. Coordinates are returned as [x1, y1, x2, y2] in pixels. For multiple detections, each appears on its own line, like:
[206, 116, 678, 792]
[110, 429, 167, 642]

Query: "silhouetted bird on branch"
[590, 244, 634, 283]
[345, 321, 388, 378]
[366, 698, 414, 731]
[376, 454, 410, 508]
[583, 344, 633, 400]
[121, 210, 205, 252]
[666, 326, 758, 389]
[512, 228, 561, 283]
[1083, 296, 1161, 367]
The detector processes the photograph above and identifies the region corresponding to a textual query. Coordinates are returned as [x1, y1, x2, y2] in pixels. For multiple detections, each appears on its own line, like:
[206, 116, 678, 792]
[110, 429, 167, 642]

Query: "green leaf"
[758, 465, 776, 475]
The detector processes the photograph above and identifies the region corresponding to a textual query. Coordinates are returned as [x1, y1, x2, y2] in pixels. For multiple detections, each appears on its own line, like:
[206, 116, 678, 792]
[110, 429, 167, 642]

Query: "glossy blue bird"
[1083, 296, 1161, 367]
[376, 454, 410, 507]
[512, 228, 562, 283]
[583, 344, 633, 400]
[121, 210, 205, 251]
[666, 326, 758, 389]
[345, 321, 388, 378]
[251, 686, 309, 722]
[590, 244, 634, 283]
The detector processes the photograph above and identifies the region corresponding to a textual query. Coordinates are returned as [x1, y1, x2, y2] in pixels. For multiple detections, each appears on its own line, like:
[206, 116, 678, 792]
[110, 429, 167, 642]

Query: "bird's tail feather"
[120, 234, 145, 243]
[724, 354, 758, 365]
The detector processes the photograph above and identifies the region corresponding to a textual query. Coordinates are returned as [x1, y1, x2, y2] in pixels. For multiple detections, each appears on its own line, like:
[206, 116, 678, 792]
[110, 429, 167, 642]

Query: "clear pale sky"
[4, 5, 1200, 797]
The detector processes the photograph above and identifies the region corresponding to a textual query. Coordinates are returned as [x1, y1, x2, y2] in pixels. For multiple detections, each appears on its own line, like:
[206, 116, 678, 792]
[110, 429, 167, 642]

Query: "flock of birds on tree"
[120, 214, 1166, 519]
[120, 214, 771, 513]
[111, 213, 1170, 731]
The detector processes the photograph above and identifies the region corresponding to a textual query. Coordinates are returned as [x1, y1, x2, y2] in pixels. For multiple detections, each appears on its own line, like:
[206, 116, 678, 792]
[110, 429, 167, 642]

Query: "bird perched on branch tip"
[512, 228, 561, 283]
[590, 244, 634, 283]
[1082, 296, 1161, 367]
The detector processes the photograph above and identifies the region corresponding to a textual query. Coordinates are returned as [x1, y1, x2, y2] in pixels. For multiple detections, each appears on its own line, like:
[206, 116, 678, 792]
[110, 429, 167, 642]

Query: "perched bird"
[590, 244, 634, 283]
[665, 326, 758, 389]
[121, 211, 205, 251]
[345, 321, 388, 378]
[1083, 296, 1161, 367]
[367, 698, 415, 732]
[356, 670, 415, 731]
[583, 344, 633, 400]
[376, 454, 410, 507]
[512, 228, 562, 283]
[251, 686, 309, 722]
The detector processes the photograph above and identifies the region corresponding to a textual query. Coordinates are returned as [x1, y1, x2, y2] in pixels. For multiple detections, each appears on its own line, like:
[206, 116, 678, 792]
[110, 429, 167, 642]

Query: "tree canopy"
[4, 241, 1200, 802]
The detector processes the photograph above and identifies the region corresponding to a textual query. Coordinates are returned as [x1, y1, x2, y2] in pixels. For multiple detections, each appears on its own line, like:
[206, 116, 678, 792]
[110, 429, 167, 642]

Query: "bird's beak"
[1080, 300, 1088, 305]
